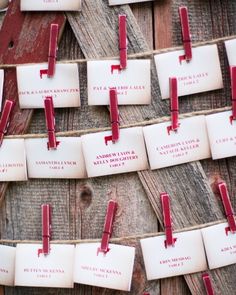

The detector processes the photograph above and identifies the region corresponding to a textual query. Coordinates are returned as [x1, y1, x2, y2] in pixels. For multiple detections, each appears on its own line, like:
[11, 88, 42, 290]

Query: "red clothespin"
[218, 182, 236, 235]
[179, 6, 192, 63]
[167, 77, 180, 134]
[160, 193, 177, 248]
[0, 99, 14, 147]
[38, 204, 52, 257]
[230, 66, 236, 124]
[104, 89, 120, 145]
[97, 200, 118, 255]
[202, 273, 214, 295]
[48, 23, 59, 78]
[119, 14, 127, 70]
[44, 96, 59, 150]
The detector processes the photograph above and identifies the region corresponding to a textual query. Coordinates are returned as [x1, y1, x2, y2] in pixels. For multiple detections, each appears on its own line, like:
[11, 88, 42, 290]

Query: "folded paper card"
[225, 39, 236, 66]
[15, 244, 75, 288]
[143, 116, 211, 169]
[17, 63, 80, 108]
[201, 222, 236, 269]
[21, 0, 81, 11]
[25, 137, 87, 179]
[206, 111, 236, 160]
[0, 245, 16, 286]
[0, 70, 4, 112]
[155, 45, 223, 99]
[74, 243, 135, 291]
[109, 0, 152, 4]
[87, 60, 151, 105]
[141, 230, 207, 280]
[0, 139, 27, 181]
[81, 127, 149, 177]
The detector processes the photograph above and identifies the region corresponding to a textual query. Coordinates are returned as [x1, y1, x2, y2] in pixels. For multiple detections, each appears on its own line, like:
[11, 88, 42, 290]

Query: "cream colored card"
[0, 245, 16, 286]
[15, 244, 75, 288]
[206, 111, 236, 160]
[87, 60, 151, 105]
[25, 137, 87, 179]
[0, 70, 4, 112]
[154, 45, 223, 99]
[74, 243, 135, 291]
[81, 127, 149, 177]
[0, 139, 27, 181]
[17, 63, 80, 108]
[109, 0, 152, 4]
[21, 0, 81, 11]
[225, 39, 236, 66]
[141, 230, 207, 280]
[202, 222, 236, 269]
[143, 116, 211, 169]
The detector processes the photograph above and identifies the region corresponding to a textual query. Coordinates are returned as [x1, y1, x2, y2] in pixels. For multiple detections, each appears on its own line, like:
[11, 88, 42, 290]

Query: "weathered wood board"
[0, 0, 236, 294]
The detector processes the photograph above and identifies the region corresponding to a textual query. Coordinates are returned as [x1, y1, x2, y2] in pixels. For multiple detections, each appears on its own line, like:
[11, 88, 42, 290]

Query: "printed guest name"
[81, 265, 122, 278]
[221, 244, 236, 255]
[156, 139, 200, 158]
[215, 136, 236, 145]
[0, 268, 9, 274]
[19, 88, 79, 96]
[93, 151, 138, 168]
[178, 72, 208, 86]
[35, 161, 77, 166]
[160, 256, 192, 268]
[93, 85, 145, 91]
[24, 268, 65, 274]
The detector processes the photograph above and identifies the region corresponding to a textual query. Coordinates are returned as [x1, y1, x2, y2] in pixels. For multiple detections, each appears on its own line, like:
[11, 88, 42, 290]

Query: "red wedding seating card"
[15, 244, 75, 288]
[155, 45, 223, 99]
[25, 137, 87, 179]
[143, 116, 211, 169]
[140, 230, 207, 280]
[201, 223, 236, 269]
[81, 127, 149, 178]
[225, 39, 236, 66]
[17, 64, 80, 108]
[0, 245, 16, 286]
[87, 60, 151, 105]
[205, 111, 236, 160]
[0, 70, 4, 111]
[109, 0, 153, 4]
[74, 243, 135, 291]
[0, 139, 27, 181]
[20, 0, 82, 11]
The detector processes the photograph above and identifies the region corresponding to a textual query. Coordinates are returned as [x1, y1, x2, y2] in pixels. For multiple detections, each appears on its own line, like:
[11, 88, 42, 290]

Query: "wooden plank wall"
[0, 0, 236, 294]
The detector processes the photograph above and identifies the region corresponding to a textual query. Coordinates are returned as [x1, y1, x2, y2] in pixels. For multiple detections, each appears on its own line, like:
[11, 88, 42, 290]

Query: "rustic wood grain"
[0, 0, 66, 207]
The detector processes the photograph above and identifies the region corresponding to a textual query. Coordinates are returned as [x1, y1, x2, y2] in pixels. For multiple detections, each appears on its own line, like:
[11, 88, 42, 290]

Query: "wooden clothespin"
[0, 99, 14, 147]
[230, 66, 236, 123]
[160, 193, 177, 248]
[38, 204, 52, 257]
[97, 200, 118, 255]
[202, 273, 215, 295]
[217, 182, 236, 235]
[48, 23, 59, 78]
[179, 6, 192, 63]
[104, 88, 120, 145]
[44, 96, 59, 150]
[167, 77, 180, 134]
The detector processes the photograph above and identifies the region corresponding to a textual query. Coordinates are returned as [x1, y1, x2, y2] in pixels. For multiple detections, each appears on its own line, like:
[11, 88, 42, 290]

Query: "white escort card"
[25, 137, 87, 179]
[201, 223, 236, 269]
[15, 244, 75, 288]
[109, 0, 152, 4]
[0, 245, 16, 286]
[0, 139, 27, 181]
[87, 60, 151, 105]
[21, 0, 81, 11]
[225, 39, 236, 66]
[140, 230, 207, 280]
[143, 116, 211, 169]
[17, 63, 80, 109]
[154, 45, 223, 99]
[0, 70, 4, 112]
[206, 111, 236, 160]
[74, 243, 135, 291]
[81, 127, 149, 178]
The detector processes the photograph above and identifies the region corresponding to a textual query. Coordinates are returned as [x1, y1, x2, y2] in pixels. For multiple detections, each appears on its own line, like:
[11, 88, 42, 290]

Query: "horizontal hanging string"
[0, 219, 226, 244]
[5, 106, 231, 140]
[0, 34, 236, 69]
